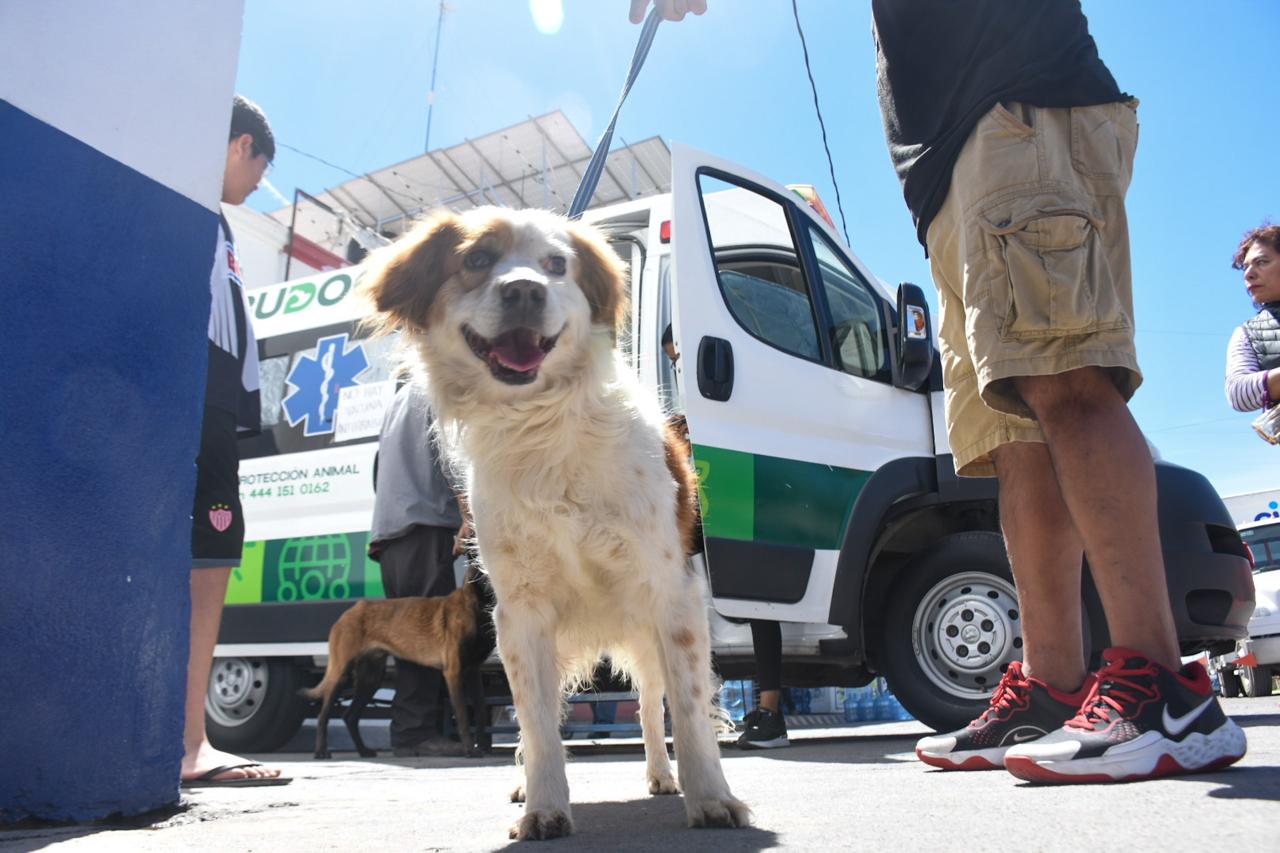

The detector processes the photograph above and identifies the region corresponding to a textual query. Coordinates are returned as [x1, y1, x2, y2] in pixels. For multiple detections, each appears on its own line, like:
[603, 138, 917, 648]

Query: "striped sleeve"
[1225, 326, 1268, 412]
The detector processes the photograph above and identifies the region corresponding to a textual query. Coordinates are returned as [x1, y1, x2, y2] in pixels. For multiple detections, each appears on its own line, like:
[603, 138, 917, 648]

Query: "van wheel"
[879, 532, 1024, 733]
[206, 658, 311, 753]
[1217, 667, 1242, 698]
[1241, 665, 1273, 698]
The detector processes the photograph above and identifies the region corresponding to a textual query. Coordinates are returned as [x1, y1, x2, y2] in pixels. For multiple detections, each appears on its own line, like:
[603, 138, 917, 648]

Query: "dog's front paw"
[358, 748, 377, 758]
[509, 809, 573, 840]
[686, 796, 751, 829]
[510, 783, 525, 803]
[647, 772, 679, 795]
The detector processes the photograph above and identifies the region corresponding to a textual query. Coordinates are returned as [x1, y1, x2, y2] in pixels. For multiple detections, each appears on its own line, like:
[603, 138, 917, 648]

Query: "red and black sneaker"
[915, 661, 1092, 771]
[1004, 647, 1247, 784]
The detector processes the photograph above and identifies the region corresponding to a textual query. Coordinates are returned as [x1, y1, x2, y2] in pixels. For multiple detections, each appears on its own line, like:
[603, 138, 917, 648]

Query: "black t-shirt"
[873, 0, 1128, 249]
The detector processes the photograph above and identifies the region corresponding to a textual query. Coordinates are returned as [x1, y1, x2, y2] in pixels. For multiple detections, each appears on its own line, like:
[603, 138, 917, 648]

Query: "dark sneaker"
[736, 707, 789, 749]
[916, 661, 1091, 771]
[1004, 648, 1247, 784]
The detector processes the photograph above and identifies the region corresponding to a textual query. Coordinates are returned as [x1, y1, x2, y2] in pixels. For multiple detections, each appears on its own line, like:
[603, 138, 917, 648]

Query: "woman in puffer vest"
[1226, 225, 1280, 442]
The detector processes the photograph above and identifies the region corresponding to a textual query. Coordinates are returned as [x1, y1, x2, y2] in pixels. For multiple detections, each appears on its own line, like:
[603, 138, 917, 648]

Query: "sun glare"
[530, 0, 563, 35]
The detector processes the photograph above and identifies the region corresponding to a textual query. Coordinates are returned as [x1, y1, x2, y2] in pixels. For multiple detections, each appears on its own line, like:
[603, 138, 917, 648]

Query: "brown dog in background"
[307, 561, 496, 758]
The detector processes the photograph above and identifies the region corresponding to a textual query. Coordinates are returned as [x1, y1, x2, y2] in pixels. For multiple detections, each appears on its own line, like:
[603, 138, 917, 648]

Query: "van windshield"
[1241, 522, 1280, 574]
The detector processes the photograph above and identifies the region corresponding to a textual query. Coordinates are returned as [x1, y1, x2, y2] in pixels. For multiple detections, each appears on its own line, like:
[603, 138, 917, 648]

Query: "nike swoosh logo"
[1003, 728, 1044, 744]
[1163, 698, 1213, 737]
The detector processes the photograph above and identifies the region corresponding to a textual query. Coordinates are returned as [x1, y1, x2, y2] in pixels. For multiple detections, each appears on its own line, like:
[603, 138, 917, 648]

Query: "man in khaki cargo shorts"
[873, 0, 1245, 783]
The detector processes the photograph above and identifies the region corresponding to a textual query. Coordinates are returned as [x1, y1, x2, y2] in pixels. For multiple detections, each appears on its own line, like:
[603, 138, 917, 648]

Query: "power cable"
[278, 141, 439, 210]
[791, 0, 850, 246]
[1145, 415, 1244, 434]
[278, 141, 365, 181]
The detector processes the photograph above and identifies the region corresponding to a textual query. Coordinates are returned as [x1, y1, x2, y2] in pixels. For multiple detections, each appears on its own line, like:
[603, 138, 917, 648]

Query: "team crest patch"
[209, 503, 234, 533]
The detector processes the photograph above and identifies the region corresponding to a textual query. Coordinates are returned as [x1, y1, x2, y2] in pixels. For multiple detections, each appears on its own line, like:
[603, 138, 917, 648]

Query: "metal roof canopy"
[271, 110, 671, 252]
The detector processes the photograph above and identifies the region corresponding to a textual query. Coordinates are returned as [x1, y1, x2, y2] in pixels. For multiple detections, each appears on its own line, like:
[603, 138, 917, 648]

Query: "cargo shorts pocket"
[980, 200, 1124, 340]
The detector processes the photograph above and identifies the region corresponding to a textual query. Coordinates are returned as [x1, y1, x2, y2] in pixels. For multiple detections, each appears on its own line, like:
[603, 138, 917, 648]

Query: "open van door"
[669, 144, 933, 625]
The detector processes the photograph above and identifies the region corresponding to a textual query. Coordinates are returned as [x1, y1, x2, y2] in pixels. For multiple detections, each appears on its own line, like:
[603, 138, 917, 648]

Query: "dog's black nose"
[500, 279, 547, 325]
[501, 279, 547, 308]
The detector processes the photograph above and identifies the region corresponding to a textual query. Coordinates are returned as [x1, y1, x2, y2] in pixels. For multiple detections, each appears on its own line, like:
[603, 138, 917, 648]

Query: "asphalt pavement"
[4, 698, 1278, 852]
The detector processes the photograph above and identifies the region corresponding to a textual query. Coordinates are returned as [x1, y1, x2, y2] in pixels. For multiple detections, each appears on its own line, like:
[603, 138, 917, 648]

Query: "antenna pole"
[424, 0, 447, 153]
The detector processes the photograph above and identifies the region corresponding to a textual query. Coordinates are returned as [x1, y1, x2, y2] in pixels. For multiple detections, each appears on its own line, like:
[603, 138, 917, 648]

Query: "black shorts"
[192, 407, 245, 567]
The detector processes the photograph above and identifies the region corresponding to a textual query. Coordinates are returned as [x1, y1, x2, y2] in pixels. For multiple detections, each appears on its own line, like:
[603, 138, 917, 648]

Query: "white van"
[1211, 519, 1280, 698]
[209, 146, 1254, 752]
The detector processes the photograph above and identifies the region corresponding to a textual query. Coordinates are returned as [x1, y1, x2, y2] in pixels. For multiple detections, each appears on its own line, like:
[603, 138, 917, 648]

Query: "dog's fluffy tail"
[304, 661, 343, 702]
[306, 655, 348, 702]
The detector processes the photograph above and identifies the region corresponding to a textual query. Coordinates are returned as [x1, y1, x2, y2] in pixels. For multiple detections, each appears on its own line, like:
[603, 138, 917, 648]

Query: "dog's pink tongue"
[491, 328, 546, 371]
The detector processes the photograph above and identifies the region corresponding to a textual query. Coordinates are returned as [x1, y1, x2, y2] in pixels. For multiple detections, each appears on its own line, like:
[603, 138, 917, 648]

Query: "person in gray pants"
[369, 379, 468, 756]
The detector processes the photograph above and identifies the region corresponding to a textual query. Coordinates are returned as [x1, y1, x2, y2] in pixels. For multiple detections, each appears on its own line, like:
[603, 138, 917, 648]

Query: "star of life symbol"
[209, 503, 233, 533]
[283, 333, 370, 436]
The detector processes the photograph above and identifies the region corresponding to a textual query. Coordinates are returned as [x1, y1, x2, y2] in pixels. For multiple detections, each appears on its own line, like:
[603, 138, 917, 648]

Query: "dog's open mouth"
[462, 324, 560, 385]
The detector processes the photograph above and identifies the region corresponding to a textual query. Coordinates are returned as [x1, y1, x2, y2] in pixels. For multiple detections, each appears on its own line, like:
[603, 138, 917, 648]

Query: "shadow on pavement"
[498, 797, 779, 852]
[1198, 765, 1280, 802]
[719, 732, 919, 767]
[1232, 712, 1280, 730]
[0, 801, 191, 853]
[1006, 763, 1280, 801]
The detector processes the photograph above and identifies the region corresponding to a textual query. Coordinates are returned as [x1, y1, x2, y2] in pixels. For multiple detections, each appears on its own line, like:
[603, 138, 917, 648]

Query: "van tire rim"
[911, 571, 1021, 700]
[205, 658, 268, 727]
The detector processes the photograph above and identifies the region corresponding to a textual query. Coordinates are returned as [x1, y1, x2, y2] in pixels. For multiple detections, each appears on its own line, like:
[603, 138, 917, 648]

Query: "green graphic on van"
[247, 272, 355, 321]
[227, 540, 266, 604]
[225, 531, 385, 603]
[693, 445, 871, 551]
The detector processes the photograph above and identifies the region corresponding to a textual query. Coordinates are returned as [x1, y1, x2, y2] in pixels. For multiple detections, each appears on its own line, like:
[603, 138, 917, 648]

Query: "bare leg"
[181, 567, 283, 782]
[991, 442, 1087, 692]
[1014, 368, 1180, 670]
[758, 690, 781, 712]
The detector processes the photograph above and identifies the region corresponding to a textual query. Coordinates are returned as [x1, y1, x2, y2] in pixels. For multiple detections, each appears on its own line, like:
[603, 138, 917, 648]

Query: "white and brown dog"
[359, 207, 748, 840]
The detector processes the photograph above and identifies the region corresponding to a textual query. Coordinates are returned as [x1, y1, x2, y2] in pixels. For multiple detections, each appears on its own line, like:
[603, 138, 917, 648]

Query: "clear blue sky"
[234, 0, 1280, 499]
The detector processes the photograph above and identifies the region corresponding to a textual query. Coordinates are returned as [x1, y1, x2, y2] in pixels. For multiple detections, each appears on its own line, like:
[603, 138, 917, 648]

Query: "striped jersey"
[206, 213, 261, 431]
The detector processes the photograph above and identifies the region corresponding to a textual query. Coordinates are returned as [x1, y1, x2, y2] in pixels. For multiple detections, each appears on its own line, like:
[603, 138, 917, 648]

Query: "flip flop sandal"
[181, 762, 293, 788]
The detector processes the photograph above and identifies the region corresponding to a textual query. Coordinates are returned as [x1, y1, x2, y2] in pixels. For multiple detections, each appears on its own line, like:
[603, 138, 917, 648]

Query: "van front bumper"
[1156, 463, 1255, 654]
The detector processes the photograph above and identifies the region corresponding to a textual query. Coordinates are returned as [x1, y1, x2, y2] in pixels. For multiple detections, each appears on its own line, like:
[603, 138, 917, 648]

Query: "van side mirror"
[894, 283, 934, 391]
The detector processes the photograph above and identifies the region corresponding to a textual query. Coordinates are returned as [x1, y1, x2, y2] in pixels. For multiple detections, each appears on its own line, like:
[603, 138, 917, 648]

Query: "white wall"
[0, 1, 242, 212]
[223, 204, 328, 290]
[225, 204, 289, 289]
[1223, 488, 1280, 526]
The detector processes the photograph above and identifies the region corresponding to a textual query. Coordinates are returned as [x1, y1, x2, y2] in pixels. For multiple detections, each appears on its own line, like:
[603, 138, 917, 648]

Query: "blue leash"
[567, 7, 663, 219]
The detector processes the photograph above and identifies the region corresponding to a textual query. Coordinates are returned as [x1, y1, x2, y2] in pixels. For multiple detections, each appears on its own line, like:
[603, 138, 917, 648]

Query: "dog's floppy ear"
[567, 223, 627, 336]
[358, 211, 465, 334]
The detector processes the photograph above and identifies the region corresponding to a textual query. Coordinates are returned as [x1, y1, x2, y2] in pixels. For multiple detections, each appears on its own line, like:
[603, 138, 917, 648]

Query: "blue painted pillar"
[0, 1, 245, 822]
